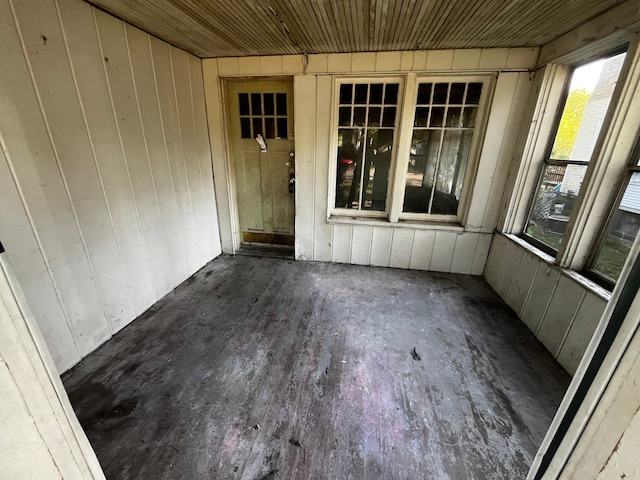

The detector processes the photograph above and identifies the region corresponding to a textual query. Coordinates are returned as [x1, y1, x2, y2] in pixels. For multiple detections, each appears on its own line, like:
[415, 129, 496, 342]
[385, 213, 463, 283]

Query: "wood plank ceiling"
[88, 0, 628, 58]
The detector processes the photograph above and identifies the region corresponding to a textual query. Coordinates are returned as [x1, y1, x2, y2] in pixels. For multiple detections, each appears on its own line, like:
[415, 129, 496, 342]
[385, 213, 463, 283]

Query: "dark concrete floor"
[62, 255, 570, 480]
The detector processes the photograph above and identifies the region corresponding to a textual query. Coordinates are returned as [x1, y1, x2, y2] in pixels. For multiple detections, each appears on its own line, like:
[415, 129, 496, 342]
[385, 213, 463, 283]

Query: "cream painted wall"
[203, 48, 538, 274]
[0, 253, 105, 479]
[0, 0, 221, 373]
[485, 234, 608, 376]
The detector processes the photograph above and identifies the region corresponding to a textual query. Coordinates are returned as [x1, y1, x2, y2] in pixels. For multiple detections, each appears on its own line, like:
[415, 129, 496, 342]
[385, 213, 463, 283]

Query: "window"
[524, 52, 627, 253]
[238, 92, 288, 139]
[332, 75, 491, 222]
[587, 152, 640, 287]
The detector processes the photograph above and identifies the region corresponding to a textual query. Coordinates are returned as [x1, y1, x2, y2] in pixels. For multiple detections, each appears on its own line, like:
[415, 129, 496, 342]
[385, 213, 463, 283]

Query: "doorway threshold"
[235, 243, 294, 260]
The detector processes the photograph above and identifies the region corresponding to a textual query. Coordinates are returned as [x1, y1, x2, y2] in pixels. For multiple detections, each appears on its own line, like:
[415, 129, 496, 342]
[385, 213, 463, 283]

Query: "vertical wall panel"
[1, 0, 220, 372]
[350, 226, 373, 265]
[389, 229, 414, 269]
[450, 232, 479, 274]
[408, 230, 436, 271]
[507, 250, 539, 316]
[430, 231, 457, 272]
[293, 75, 317, 261]
[313, 76, 333, 262]
[150, 36, 199, 274]
[189, 55, 222, 258]
[471, 234, 493, 275]
[520, 265, 560, 334]
[370, 227, 393, 267]
[484, 234, 509, 288]
[557, 292, 607, 375]
[127, 25, 188, 286]
[12, 0, 133, 334]
[538, 276, 586, 356]
[495, 240, 524, 300]
[73, 7, 156, 319]
[331, 224, 352, 264]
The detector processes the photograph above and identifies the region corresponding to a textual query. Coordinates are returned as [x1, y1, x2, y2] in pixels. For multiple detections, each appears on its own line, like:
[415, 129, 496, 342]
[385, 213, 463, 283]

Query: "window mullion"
[389, 73, 417, 223]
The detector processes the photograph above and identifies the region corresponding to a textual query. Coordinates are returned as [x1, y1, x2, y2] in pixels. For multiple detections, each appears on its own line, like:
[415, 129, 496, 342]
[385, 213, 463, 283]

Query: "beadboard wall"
[0, 0, 221, 372]
[203, 48, 538, 274]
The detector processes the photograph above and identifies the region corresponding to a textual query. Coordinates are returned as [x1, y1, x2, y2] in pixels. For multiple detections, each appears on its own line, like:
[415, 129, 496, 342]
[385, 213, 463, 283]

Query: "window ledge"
[328, 215, 465, 232]
[504, 234, 611, 301]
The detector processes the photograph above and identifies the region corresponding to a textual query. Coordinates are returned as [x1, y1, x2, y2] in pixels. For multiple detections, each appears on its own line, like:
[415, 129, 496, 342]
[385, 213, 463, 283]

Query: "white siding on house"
[0, 0, 221, 372]
[203, 48, 537, 274]
[484, 233, 608, 375]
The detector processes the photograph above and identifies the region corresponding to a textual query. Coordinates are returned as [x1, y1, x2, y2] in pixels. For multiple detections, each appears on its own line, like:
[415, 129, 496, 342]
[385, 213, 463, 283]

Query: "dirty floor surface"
[62, 255, 570, 479]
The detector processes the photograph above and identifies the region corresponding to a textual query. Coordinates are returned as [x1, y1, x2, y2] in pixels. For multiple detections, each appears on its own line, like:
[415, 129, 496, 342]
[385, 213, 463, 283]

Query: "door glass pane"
[550, 53, 626, 161]
[264, 93, 275, 115]
[240, 118, 251, 138]
[239, 93, 250, 115]
[252, 117, 263, 136]
[526, 163, 587, 250]
[276, 93, 287, 115]
[591, 172, 640, 281]
[277, 118, 288, 139]
[265, 118, 275, 139]
[251, 93, 262, 115]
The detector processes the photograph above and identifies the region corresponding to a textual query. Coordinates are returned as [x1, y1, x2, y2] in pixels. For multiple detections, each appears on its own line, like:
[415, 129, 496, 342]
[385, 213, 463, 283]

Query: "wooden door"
[227, 79, 295, 246]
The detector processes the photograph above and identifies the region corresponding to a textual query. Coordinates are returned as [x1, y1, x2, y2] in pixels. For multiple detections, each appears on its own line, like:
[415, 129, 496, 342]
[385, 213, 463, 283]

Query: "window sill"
[328, 215, 465, 232]
[505, 234, 611, 301]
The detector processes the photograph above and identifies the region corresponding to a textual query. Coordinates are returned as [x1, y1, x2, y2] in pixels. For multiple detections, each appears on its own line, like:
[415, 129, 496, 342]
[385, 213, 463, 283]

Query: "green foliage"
[551, 88, 591, 160]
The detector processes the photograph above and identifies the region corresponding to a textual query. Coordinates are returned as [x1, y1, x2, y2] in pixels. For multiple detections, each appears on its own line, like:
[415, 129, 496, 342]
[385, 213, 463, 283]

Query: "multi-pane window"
[238, 92, 288, 139]
[335, 82, 399, 211]
[333, 76, 490, 220]
[524, 52, 626, 253]
[404, 82, 483, 215]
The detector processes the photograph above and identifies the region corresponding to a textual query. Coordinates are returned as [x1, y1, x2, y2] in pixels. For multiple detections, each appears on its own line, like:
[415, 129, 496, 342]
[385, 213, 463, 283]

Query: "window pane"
[369, 83, 383, 104]
[382, 107, 396, 127]
[276, 93, 287, 115]
[462, 107, 478, 128]
[368, 107, 381, 127]
[251, 93, 262, 115]
[338, 107, 351, 126]
[430, 107, 444, 127]
[354, 84, 368, 104]
[403, 129, 441, 213]
[362, 129, 393, 210]
[526, 163, 587, 251]
[336, 129, 363, 208]
[239, 93, 250, 115]
[277, 118, 288, 139]
[432, 130, 473, 214]
[417, 83, 432, 104]
[465, 83, 482, 104]
[353, 107, 366, 126]
[550, 53, 626, 161]
[264, 93, 275, 115]
[449, 83, 465, 104]
[384, 84, 399, 105]
[339, 84, 353, 104]
[433, 83, 448, 104]
[414, 107, 429, 127]
[591, 172, 640, 281]
[445, 107, 462, 127]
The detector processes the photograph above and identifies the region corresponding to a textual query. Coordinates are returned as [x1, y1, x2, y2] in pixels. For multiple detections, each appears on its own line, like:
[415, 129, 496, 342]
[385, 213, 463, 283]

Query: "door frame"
[221, 76, 295, 253]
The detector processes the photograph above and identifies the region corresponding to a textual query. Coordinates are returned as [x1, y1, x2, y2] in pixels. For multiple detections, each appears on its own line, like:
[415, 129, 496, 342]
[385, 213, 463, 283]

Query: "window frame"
[328, 73, 494, 225]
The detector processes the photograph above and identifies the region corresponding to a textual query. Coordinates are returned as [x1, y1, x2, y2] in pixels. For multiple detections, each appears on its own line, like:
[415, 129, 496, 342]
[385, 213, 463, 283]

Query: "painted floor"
[62, 255, 570, 479]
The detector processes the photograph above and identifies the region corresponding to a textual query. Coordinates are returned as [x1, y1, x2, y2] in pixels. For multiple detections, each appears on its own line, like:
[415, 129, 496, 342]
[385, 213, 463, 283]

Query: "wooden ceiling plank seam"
[404, 0, 435, 51]
[289, 0, 330, 53]
[374, 0, 390, 51]
[389, 0, 407, 49]
[430, 0, 472, 47]
[412, 0, 449, 49]
[422, 0, 458, 47]
[452, 0, 515, 49]
[442, 0, 490, 48]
